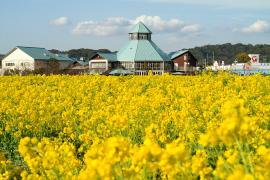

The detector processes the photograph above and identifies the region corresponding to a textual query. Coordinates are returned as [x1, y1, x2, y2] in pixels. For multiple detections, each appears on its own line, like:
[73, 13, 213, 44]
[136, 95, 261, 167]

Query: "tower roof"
[117, 40, 170, 62]
[97, 22, 169, 62]
[129, 22, 152, 34]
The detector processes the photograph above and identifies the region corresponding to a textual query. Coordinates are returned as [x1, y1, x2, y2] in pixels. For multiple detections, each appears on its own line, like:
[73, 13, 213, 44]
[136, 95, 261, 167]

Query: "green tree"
[235, 52, 251, 63]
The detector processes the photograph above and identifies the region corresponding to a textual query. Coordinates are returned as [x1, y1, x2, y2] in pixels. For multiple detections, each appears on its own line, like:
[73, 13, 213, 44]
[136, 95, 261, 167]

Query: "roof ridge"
[170, 50, 189, 59]
[130, 22, 152, 34]
[134, 40, 140, 60]
[98, 52, 116, 54]
[17, 46, 46, 49]
[149, 40, 170, 60]
[149, 40, 164, 60]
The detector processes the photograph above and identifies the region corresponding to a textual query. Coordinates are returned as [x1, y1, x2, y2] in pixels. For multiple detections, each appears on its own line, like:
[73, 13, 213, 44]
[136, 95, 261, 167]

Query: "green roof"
[97, 52, 117, 62]
[129, 22, 152, 34]
[76, 60, 89, 66]
[169, 50, 189, 60]
[107, 68, 134, 75]
[89, 23, 169, 63]
[17, 46, 73, 62]
[53, 53, 74, 61]
[117, 40, 170, 62]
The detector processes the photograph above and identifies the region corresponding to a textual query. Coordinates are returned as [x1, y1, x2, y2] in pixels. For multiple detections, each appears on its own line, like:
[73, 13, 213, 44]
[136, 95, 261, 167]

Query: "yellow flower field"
[0, 73, 270, 179]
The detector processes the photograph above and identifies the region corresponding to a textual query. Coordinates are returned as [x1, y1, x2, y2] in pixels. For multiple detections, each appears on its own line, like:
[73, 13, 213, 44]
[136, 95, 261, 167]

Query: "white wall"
[232, 63, 270, 70]
[89, 60, 108, 70]
[2, 48, 35, 70]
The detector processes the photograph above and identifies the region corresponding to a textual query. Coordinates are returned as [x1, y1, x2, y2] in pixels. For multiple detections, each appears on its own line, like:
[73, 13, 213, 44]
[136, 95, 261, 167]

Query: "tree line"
[48, 43, 270, 65]
[189, 43, 270, 65]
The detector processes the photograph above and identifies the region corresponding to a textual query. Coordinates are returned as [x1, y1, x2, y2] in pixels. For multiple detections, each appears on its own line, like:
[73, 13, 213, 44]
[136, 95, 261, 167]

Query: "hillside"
[48, 43, 270, 65]
[188, 43, 270, 65]
[49, 48, 111, 60]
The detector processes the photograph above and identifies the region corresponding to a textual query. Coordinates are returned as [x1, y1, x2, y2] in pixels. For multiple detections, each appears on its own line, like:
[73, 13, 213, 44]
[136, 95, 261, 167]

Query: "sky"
[0, 0, 270, 54]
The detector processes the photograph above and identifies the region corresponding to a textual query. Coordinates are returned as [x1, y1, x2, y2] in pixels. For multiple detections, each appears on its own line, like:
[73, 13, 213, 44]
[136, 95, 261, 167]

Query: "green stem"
[245, 142, 254, 174]
[234, 135, 249, 173]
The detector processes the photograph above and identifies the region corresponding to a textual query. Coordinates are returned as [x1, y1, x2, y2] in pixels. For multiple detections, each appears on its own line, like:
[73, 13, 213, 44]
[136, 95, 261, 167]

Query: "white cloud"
[133, 15, 184, 32]
[72, 15, 201, 36]
[72, 17, 130, 36]
[50, 17, 69, 26]
[241, 20, 269, 33]
[181, 24, 201, 33]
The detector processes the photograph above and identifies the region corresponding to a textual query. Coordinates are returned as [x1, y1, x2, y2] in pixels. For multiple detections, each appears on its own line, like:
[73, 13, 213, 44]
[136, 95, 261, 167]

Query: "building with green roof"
[2, 46, 73, 72]
[169, 50, 198, 73]
[129, 22, 152, 34]
[89, 22, 172, 75]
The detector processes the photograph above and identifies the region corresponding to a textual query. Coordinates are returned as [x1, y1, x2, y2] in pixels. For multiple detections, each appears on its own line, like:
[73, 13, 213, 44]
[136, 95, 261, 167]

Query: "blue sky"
[0, 0, 270, 54]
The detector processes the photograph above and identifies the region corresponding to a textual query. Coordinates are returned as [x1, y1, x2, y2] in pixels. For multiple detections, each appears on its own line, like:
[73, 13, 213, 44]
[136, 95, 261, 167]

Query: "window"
[21, 62, 30, 67]
[120, 62, 134, 69]
[174, 63, 178, 70]
[184, 54, 189, 61]
[135, 62, 162, 70]
[139, 34, 148, 40]
[130, 34, 138, 40]
[91, 63, 106, 68]
[6, 63, 15, 67]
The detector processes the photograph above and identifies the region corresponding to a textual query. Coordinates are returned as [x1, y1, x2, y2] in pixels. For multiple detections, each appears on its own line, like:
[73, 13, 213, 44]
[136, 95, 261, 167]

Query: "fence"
[174, 67, 197, 72]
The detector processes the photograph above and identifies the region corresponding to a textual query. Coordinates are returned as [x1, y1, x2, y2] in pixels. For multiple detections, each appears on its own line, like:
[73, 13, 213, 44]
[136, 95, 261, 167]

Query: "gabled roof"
[169, 50, 189, 60]
[16, 46, 73, 61]
[129, 22, 152, 34]
[53, 53, 74, 61]
[75, 60, 89, 66]
[97, 52, 117, 62]
[117, 40, 170, 62]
